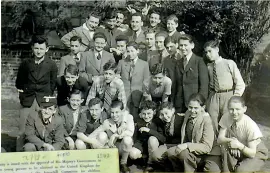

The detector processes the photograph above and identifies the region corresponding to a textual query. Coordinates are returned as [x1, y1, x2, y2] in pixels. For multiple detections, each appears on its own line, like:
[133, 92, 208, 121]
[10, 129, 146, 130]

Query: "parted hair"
[103, 61, 117, 73]
[64, 64, 79, 76]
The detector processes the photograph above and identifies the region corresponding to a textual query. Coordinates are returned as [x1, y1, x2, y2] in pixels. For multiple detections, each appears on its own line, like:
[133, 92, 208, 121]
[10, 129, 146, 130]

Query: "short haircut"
[188, 93, 206, 106]
[31, 35, 48, 46]
[115, 35, 129, 43]
[160, 102, 174, 111]
[150, 63, 166, 76]
[145, 29, 156, 35]
[140, 100, 157, 111]
[111, 100, 124, 110]
[88, 12, 101, 20]
[131, 12, 143, 20]
[104, 9, 117, 20]
[149, 10, 161, 18]
[70, 36, 82, 43]
[228, 96, 246, 107]
[103, 61, 117, 73]
[165, 36, 178, 45]
[179, 34, 194, 44]
[93, 32, 107, 42]
[167, 14, 178, 24]
[69, 89, 83, 98]
[89, 98, 103, 108]
[127, 41, 139, 50]
[64, 64, 79, 76]
[155, 31, 168, 39]
[204, 40, 221, 49]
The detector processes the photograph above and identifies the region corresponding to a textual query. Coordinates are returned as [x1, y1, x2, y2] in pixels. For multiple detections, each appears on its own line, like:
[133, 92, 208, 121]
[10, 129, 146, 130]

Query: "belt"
[211, 88, 233, 93]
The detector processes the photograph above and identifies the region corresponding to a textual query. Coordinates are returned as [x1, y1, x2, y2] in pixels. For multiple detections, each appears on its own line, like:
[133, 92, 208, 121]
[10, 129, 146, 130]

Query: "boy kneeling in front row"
[23, 96, 65, 151]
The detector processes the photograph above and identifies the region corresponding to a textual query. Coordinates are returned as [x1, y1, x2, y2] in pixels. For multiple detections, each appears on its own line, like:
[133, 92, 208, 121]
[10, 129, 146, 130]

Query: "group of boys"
[15, 5, 268, 173]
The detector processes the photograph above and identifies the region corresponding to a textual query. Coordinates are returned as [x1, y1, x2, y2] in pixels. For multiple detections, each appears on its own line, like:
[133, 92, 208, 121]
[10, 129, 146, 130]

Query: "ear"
[175, 43, 179, 48]
[153, 110, 157, 115]
[45, 46, 49, 53]
[80, 99, 84, 104]
[67, 97, 70, 103]
[202, 105, 206, 110]
[243, 106, 247, 113]
[139, 112, 142, 118]
[191, 42, 195, 49]
[176, 23, 179, 27]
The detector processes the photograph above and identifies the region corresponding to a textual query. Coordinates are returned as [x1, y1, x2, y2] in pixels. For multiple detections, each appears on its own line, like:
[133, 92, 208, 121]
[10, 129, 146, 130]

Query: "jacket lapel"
[124, 59, 131, 74]
[82, 28, 93, 42]
[87, 50, 99, 72]
[35, 114, 46, 139]
[184, 53, 196, 72]
[191, 114, 204, 142]
[132, 59, 141, 76]
[37, 57, 50, 80]
[180, 112, 190, 144]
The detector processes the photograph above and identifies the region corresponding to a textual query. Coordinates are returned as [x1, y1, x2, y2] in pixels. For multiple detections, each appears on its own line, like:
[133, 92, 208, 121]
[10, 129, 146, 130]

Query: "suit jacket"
[15, 57, 58, 107]
[166, 31, 183, 43]
[79, 49, 115, 83]
[61, 26, 107, 51]
[85, 111, 108, 135]
[58, 105, 88, 137]
[25, 111, 65, 150]
[180, 111, 214, 155]
[58, 53, 80, 77]
[174, 53, 209, 111]
[126, 28, 146, 44]
[117, 58, 150, 101]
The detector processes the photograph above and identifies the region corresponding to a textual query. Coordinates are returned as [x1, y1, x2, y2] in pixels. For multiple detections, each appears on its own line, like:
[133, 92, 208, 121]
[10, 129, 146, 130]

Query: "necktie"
[165, 122, 171, 136]
[183, 56, 188, 69]
[213, 62, 220, 92]
[133, 32, 137, 41]
[97, 52, 101, 60]
[158, 50, 163, 63]
[74, 55, 80, 66]
[129, 60, 135, 80]
[103, 83, 112, 111]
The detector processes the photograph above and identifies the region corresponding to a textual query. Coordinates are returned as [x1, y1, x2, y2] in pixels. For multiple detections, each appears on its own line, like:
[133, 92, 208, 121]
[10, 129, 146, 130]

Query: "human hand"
[139, 127, 150, 133]
[18, 89, 24, 93]
[126, 5, 136, 14]
[230, 149, 241, 159]
[229, 138, 242, 149]
[108, 134, 119, 148]
[142, 3, 151, 16]
[43, 143, 55, 151]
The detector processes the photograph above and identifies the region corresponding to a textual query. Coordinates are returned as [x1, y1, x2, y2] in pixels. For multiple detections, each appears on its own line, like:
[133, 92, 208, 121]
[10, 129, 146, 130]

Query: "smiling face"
[86, 16, 100, 31]
[149, 13, 161, 27]
[41, 105, 56, 119]
[152, 73, 164, 86]
[64, 72, 79, 86]
[104, 69, 116, 84]
[167, 19, 178, 33]
[94, 37, 107, 52]
[89, 103, 103, 120]
[146, 33, 156, 48]
[32, 43, 49, 59]
[166, 42, 178, 55]
[187, 100, 205, 118]
[140, 109, 155, 123]
[159, 108, 175, 123]
[155, 36, 166, 51]
[205, 46, 219, 62]
[228, 102, 246, 122]
[179, 39, 194, 56]
[116, 12, 124, 27]
[68, 93, 84, 110]
[131, 16, 143, 31]
[127, 46, 139, 60]
[116, 40, 127, 53]
[106, 18, 116, 30]
[111, 107, 123, 124]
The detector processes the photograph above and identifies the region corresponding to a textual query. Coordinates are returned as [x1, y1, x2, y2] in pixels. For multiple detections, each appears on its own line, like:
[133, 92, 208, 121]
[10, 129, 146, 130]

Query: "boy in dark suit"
[59, 89, 88, 150]
[79, 32, 115, 84]
[16, 35, 58, 151]
[23, 96, 65, 151]
[174, 34, 209, 113]
[56, 64, 88, 106]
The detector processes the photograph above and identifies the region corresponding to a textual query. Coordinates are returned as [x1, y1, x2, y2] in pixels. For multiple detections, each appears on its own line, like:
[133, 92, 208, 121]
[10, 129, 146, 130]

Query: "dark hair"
[204, 40, 221, 49]
[160, 102, 174, 111]
[188, 93, 206, 106]
[115, 35, 128, 43]
[70, 36, 82, 43]
[89, 98, 103, 108]
[127, 41, 139, 50]
[167, 14, 178, 24]
[140, 101, 157, 111]
[228, 96, 246, 107]
[104, 9, 117, 20]
[150, 63, 166, 76]
[110, 100, 124, 110]
[179, 34, 194, 43]
[69, 89, 83, 98]
[31, 35, 48, 46]
[64, 64, 79, 76]
[155, 31, 168, 39]
[88, 12, 101, 20]
[145, 29, 156, 35]
[165, 36, 178, 45]
[149, 10, 161, 18]
[93, 32, 107, 42]
[103, 61, 117, 73]
[131, 12, 143, 20]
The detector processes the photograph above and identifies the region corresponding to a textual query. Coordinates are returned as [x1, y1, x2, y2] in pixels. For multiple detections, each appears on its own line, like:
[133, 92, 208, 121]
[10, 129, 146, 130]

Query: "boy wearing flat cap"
[23, 96, 65, 151]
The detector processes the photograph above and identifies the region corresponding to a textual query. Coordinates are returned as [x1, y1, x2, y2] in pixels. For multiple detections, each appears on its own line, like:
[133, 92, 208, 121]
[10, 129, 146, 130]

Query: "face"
[86, 16, 100, 31]
[94, 37, 107, 52]
[131, 16, 143, 31]
[179, 39, 194, 56]
[127, 46, 139, 60]
[155, 36, 166, 51]
[146, 33, 156, 48]
[116, 13, 124, 27]
[111, 107, 123, 123]
[64, 72, 79, 86]
[32, 43, 49, 59]
[166, 42, 178, 55]
[187, 100, 204, 118]
[41, 105, 56, 119]
[159, 108, 175, 123]
[68, 94, 84, 110]
[104, 69, 115, 83]
[140, 109, 155, 123]
[116, 41, 127, 53]
[106, 18, 116, 30]
[149, 13, 161, 27]
[70, 40, 81, 55]
[205, 46, 219, 61]
[89, 103, 103, 120]
[167, 19, 178, 32]
[228, 102, 246, 122]
[152, 73, 164, 86]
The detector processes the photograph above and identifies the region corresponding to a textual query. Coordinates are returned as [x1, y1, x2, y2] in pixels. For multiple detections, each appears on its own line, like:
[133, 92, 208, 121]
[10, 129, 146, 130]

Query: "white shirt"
[35, 57, 45, 65]
[168, 30, 176, 36]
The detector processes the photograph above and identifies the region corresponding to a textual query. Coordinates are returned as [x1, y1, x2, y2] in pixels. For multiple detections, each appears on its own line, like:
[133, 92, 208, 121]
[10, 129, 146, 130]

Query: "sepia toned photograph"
[1, 0, 270, 172]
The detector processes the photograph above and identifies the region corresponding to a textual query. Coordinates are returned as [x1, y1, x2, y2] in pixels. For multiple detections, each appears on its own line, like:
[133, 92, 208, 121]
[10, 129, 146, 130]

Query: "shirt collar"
[135, 28, 142, 37]
[168, 30, 176, 36]
[94, 50, 103, 57]
[35, 57, 45, 65]
[42, 116, 52, 125]
[185, 52, 193, 62]
[83, 23, 95, 32]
